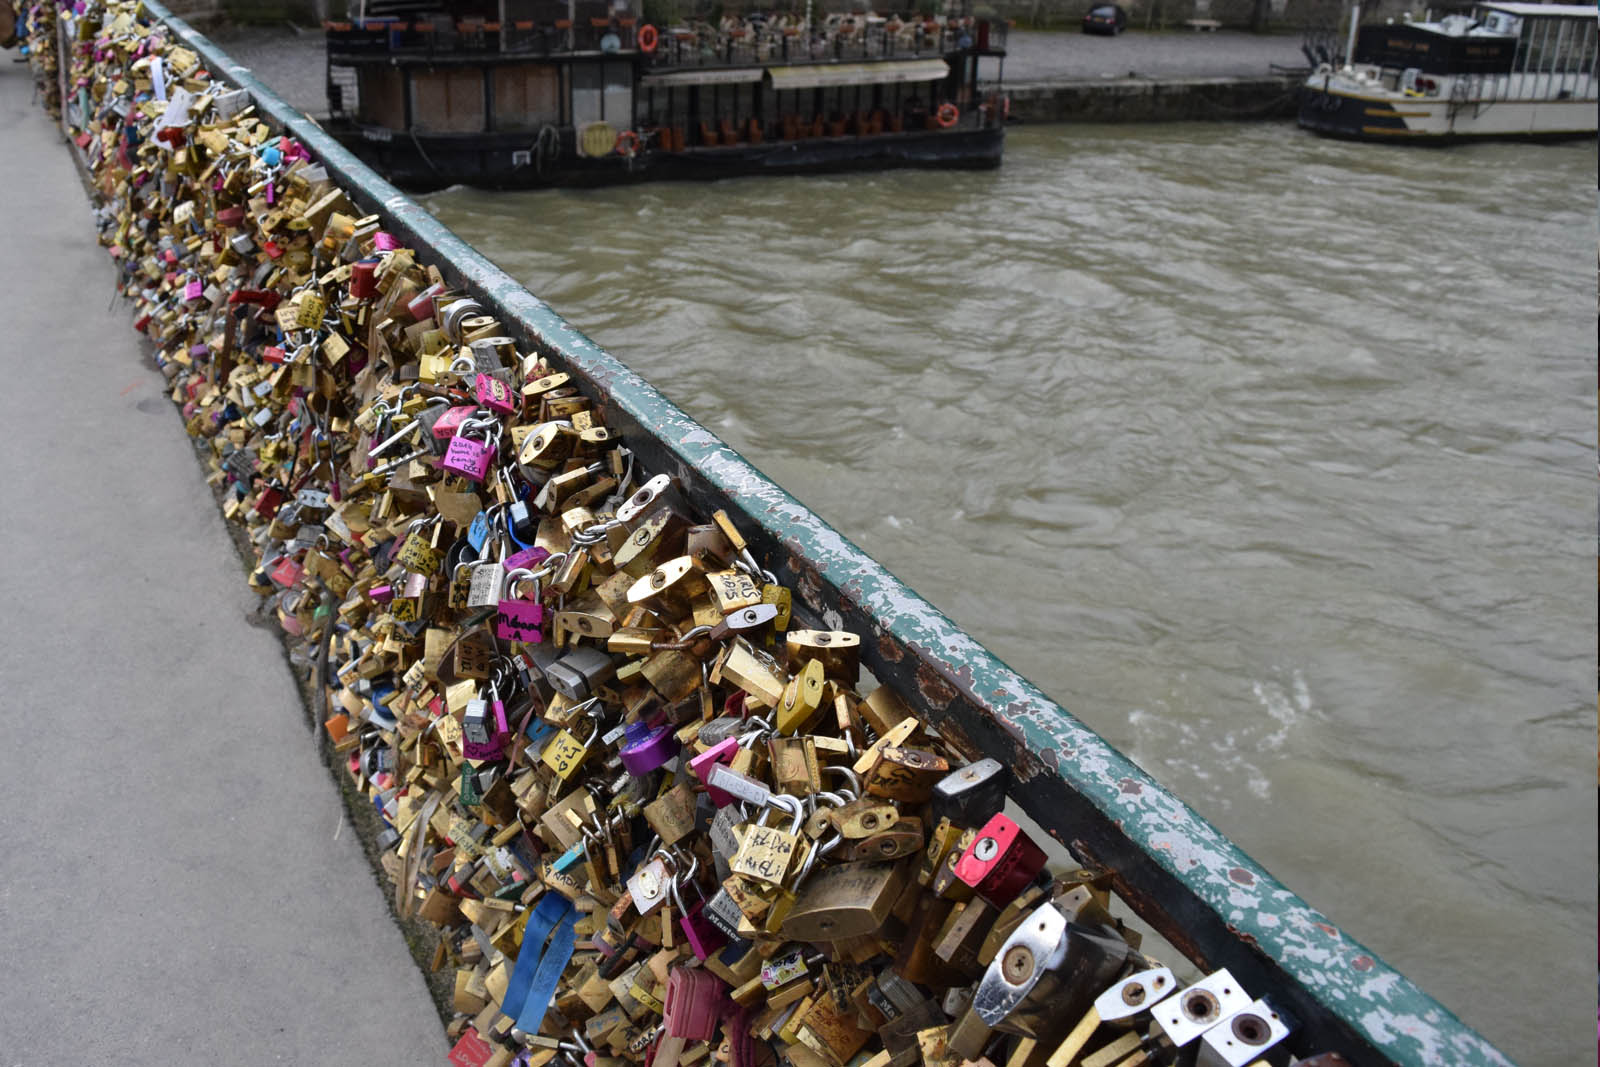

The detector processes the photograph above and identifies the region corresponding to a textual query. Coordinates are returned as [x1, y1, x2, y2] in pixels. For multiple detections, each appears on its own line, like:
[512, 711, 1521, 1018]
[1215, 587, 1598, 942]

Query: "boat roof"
[1478, 2, 1597, 17]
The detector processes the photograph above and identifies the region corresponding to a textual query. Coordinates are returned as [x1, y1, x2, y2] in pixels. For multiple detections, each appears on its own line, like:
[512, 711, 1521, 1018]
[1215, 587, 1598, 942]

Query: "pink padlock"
[661, 966, 725, 1041]
[182, 278, 203, 302]
[441, 420, 500, 483]
[687, 737, 741, 807]
[475, 373, 516, 415]
[495, 568, 545, 643]
[432, 404, 479, 440]
[372, 231, 400, 252]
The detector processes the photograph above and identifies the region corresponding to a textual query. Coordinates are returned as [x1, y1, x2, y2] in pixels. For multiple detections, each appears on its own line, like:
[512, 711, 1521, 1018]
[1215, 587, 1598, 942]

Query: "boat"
[321, 1, 1009, 189]
[1298, 0, 1597, 142]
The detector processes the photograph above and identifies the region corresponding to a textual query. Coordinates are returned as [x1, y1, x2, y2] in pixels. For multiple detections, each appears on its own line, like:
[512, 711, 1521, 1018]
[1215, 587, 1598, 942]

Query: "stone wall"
[1005, 72, 1300, 119]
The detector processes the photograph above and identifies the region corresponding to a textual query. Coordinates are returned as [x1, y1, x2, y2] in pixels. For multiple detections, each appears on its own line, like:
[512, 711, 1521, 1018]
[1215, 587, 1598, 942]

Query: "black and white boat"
[1299, 1, 1596, 142]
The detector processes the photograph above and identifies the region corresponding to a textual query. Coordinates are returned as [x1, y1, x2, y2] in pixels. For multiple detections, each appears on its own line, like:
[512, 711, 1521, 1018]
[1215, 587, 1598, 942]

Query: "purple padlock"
[619, 721, 679, 776]
[496, 598, 545, 643]
[441, 421, 499, 483]
[504, 545, 549, 572]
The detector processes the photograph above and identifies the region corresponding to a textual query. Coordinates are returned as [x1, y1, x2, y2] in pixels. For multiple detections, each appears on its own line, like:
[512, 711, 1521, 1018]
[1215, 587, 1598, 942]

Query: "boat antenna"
[1344, 0, 1360, 68]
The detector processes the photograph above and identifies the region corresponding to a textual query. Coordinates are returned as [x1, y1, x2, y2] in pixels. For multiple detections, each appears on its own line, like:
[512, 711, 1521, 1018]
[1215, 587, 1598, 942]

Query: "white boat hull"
[1300, 66, 1598, 141]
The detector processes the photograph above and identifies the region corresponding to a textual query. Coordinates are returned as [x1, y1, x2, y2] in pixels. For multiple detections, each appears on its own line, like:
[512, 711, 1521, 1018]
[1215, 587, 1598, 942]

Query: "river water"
[418, 122, 1597, 1065]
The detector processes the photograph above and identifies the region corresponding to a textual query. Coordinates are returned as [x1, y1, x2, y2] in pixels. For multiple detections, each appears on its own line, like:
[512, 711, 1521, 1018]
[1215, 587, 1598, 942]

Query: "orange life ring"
[615, 129, 641, 156]
[637, 23, 658, 52]
[936, 102, 959, 128]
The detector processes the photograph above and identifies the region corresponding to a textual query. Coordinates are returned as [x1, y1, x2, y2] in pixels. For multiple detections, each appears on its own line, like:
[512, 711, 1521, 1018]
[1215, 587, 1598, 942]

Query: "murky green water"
[420, 122, 1597, 1064]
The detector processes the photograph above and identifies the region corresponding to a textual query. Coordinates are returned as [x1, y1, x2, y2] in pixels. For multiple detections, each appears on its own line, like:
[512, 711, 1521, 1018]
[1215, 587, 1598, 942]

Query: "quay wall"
[1005, 73, 1302, 123]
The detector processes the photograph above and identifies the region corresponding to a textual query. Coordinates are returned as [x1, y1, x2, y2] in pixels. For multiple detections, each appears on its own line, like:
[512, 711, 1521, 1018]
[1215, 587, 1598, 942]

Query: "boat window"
[603, 60, 633, 125]
[410, 68, 486, 133]
[571, 63, 602, 127]
[357, 67, 406, 128]
[494, 64, 560, 130]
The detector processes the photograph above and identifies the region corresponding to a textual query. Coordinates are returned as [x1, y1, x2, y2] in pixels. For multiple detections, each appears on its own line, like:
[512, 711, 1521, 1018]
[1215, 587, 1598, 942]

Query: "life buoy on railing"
[936, 102, 959, 128]
[615, 129, 641, 156]
[637, 23, 658, 52]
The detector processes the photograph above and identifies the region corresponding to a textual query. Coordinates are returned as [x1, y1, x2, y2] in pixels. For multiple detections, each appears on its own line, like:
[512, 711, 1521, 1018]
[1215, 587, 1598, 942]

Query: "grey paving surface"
[994, 27, 1306, 82]
[0, 57, 447, 1067]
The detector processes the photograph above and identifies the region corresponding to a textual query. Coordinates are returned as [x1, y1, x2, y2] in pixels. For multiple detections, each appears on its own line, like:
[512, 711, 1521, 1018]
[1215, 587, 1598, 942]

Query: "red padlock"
[952, 813, 1047, 904]
[661, 965, 725, 1041]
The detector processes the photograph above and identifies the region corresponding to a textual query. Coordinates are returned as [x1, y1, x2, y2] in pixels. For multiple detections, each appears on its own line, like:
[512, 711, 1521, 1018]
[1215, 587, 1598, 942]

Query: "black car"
[1082, 3, 1128, 34]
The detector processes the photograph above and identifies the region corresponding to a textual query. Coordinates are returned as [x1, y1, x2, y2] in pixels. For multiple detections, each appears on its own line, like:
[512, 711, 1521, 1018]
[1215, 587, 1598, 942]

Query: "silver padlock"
[1195, 998, 1295, 1067]
[1149, 969, 1254, 1051]
[543, 644, 618, 702]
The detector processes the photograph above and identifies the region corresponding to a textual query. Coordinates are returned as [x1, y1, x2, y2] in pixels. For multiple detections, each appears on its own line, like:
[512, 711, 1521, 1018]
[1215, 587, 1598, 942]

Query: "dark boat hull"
[326, 121, 1005, 190]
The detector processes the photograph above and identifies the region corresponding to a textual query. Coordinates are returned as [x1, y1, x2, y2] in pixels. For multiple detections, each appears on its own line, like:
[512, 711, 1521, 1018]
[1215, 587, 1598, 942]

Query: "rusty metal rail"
[87, 4, 1515, 1064]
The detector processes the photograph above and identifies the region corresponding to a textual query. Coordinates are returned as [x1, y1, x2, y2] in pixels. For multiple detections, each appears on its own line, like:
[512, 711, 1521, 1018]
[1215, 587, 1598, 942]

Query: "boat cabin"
[324, 0, 1008, 186]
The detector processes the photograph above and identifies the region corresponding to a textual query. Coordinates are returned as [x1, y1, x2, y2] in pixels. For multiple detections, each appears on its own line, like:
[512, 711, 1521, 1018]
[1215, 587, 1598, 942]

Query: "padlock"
[1046, 967, 1176, 1067]
[544, 644, 618, 702]
[441, 418, 501, 483]
[671, 861, 729, 961]
[495, 568, 546, 644]
[780, 860, 909, 942]
[626, 852, 675, 916]
[619, 720, 680, 776]
[542, 709, 602, 781]
[931, 758, 1010, 830]
[862, 746, 949, 803]
[467, 538, 509, 610]
[661, 965, 725, 1041]
[729, 794, 805, 886]
[1194, 999, 1295, 1067]
[475, 372, 517, 415]
[1147, 970, 1253, 1057]
[432, 403, 480, 441]
[953, 813, 1048, 905]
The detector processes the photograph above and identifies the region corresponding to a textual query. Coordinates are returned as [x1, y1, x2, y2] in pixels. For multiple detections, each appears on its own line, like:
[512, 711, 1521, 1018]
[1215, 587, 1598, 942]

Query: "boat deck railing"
[324, 17, 1006, 67]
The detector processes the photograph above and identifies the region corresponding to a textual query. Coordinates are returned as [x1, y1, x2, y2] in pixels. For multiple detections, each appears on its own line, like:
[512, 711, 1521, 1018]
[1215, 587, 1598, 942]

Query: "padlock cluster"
[18, 0, 61, 117]
[45, 6, 1356, 1067]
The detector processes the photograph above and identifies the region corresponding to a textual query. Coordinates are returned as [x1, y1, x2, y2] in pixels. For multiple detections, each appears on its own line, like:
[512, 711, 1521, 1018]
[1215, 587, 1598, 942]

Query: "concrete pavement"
[0, 57, 447, 1067]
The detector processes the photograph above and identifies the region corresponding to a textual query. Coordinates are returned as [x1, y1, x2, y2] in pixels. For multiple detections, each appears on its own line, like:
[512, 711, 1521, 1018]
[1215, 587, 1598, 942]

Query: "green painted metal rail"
[108, 4, 1516, 1063]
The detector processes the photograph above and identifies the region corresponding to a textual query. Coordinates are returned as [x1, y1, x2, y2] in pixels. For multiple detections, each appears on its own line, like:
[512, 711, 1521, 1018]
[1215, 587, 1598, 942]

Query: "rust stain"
[1316, 922, 1339, 938]
[1118, 777, 1144, 796]
[914, 662, 957, 710]
[1225, 924, 1260, 950]
[1351, 955, 1374, 972]
[1228, 867, 1256, 887]
[877, 632, 905, 663]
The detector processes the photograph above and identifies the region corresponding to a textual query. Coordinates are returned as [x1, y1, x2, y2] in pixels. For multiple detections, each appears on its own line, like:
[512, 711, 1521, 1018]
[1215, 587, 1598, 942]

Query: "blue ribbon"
[514, 903, 577, 1036]
[501, 893, 570, 1020]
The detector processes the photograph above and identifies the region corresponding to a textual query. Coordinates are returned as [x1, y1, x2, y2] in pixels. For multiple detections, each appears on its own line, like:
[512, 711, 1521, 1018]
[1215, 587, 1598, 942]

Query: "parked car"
[1082, 3, 1128, 34]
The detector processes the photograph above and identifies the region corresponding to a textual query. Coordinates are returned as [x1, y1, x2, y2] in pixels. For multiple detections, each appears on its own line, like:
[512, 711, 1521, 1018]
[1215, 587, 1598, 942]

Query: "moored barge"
[323, 3, 1008, 188]
[1299, 0, 1597, 142]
